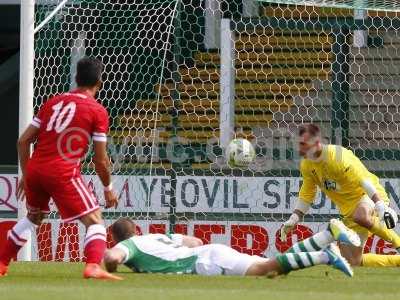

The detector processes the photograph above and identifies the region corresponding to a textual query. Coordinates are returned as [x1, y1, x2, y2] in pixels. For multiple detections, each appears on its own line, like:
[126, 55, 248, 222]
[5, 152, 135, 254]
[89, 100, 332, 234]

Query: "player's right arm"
[104, 247, 127, 273]
[280, 161, 317, 241]
[16, 125, 40, 199]
[16, 104, 46, 199]
[17, 125, 40, 176]
[104, 239, 136, 273]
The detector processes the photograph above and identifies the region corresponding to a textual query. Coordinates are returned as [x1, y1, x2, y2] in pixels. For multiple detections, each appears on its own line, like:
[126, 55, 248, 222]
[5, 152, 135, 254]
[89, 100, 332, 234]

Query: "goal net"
[16, 0, 400, 260]
[259, 0, 400, 12]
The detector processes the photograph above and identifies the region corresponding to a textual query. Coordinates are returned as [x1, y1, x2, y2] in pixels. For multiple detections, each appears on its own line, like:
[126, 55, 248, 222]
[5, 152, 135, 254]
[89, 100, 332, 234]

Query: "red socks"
[0, 217, 37, 265]
[84, 224, 107, 264]
[0, 234, 22, 265]
[1, 220, 107, 265]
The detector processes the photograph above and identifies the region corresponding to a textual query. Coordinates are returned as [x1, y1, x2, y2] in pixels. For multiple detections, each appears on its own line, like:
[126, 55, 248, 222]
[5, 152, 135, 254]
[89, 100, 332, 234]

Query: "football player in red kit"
[0, 57, 121, 280]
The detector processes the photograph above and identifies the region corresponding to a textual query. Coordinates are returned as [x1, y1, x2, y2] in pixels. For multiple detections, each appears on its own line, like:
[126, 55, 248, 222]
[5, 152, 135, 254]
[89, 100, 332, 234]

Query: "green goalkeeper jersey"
[115, 234, 198, 274]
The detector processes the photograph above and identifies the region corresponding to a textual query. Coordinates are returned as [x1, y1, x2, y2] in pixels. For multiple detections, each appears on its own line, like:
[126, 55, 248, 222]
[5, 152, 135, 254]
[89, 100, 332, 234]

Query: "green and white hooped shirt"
[115, 234, 198, 274]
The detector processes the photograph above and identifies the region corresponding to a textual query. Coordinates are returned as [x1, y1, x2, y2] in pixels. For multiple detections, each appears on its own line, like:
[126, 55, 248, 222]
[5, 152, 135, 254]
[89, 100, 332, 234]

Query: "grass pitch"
[0, 263, 398, 300]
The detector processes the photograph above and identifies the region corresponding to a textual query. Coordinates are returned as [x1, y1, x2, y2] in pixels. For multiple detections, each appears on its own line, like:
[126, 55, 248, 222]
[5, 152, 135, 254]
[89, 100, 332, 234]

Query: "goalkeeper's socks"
[369, 217, 400, 248]
[83, 224, 107, 264]
[0, 217, 37, 265]
[276, 252, 329, 273]
[286, 230, 333, 253]
[362, 253, 400, 267]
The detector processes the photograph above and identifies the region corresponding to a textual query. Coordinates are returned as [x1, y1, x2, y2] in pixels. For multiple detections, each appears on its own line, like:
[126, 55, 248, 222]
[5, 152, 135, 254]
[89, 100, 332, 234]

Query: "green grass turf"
[0, 262, 398, 300]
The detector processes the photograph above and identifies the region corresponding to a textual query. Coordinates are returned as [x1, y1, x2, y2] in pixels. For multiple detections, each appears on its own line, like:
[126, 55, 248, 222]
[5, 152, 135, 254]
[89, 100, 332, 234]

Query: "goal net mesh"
[28, 0, 400, 261]
[259, 1, 400, 12]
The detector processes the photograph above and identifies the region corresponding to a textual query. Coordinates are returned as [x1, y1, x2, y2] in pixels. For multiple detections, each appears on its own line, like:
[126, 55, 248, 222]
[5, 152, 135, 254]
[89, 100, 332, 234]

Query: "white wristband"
[104, 183, 113, 192]
[361, 179, 377, 199]
[288, 213, 300, 225]
[375, 200, 385, 214]
[294, 199, 311, 215]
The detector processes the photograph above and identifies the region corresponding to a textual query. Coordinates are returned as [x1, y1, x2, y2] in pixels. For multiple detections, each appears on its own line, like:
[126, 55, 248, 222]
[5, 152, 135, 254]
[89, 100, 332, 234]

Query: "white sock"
[84, 224, 106, 248]
[8, 217, 37, 246]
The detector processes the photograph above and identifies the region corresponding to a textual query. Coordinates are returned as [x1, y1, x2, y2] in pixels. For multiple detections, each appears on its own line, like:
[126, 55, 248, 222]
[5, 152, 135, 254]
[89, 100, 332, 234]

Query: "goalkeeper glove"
[375, 200, 398, 229]
[280, 214, 300, 242]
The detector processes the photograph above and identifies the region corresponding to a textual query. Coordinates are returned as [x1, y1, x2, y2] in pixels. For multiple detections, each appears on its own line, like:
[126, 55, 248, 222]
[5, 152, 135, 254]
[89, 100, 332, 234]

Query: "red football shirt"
[29, 90, 109, 176]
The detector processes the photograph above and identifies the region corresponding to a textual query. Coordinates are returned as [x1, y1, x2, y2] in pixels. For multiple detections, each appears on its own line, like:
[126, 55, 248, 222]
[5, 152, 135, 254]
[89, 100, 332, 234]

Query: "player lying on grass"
[281, 123, 400, 267]
[103, 218, 354, 278]
[0, 58, 120, 280]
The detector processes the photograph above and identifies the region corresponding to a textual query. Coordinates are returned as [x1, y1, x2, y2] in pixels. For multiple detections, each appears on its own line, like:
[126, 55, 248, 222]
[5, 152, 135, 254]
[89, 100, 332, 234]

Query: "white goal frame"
[18, 0, 69, 261]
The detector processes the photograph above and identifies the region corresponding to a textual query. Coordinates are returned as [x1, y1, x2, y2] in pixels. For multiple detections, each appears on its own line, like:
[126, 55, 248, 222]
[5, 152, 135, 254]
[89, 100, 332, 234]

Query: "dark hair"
[299, 123, 321, 137]
[111, 218, 136, 243]
[75, 57, 103, 87]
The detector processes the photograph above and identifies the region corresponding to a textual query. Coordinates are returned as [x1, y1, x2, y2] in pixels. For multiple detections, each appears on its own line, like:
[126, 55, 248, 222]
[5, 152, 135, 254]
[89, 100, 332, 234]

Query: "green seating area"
[107, 4, 400, 170]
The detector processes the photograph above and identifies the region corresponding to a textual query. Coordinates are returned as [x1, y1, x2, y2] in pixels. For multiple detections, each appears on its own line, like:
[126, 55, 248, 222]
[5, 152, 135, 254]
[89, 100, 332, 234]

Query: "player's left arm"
[339, 157, 382, 204]
[339, 155, 397, 227]
[167, 234, 203, 248]
[360, 178, 398, 228]
[92, 106, 118, 208]
[181, 235, 203, 247]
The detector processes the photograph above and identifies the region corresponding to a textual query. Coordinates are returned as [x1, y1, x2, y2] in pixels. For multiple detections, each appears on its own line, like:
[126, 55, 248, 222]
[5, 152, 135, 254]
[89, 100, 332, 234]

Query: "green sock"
[286, 230, 334, 253]
[276, 252, 329, 273]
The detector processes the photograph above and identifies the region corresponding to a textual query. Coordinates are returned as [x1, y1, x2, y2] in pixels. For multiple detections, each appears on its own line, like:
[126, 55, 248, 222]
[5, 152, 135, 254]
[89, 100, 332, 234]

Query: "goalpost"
[17, 0, 400, 261]
[18, 0, 35, 261]
[18, 0, 71, 262]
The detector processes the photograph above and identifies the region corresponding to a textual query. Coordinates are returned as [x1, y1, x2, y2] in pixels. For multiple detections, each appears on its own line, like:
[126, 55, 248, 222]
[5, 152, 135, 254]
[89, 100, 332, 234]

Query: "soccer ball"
[226, 138, 255, 167]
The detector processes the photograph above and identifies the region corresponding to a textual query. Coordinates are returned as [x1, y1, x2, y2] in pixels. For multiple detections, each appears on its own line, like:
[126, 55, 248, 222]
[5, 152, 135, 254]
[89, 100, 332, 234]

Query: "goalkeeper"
[281, 123, 400, 267]
[104, 218, 354, 278]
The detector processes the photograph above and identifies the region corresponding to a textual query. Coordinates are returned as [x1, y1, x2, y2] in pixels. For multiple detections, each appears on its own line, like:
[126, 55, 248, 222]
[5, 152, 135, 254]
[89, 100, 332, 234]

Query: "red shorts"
[24, 164, 99, 222]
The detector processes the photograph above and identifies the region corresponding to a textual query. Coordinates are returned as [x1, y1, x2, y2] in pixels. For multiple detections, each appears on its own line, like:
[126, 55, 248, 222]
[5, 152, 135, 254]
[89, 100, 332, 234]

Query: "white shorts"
[191, 244, 269, 276]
